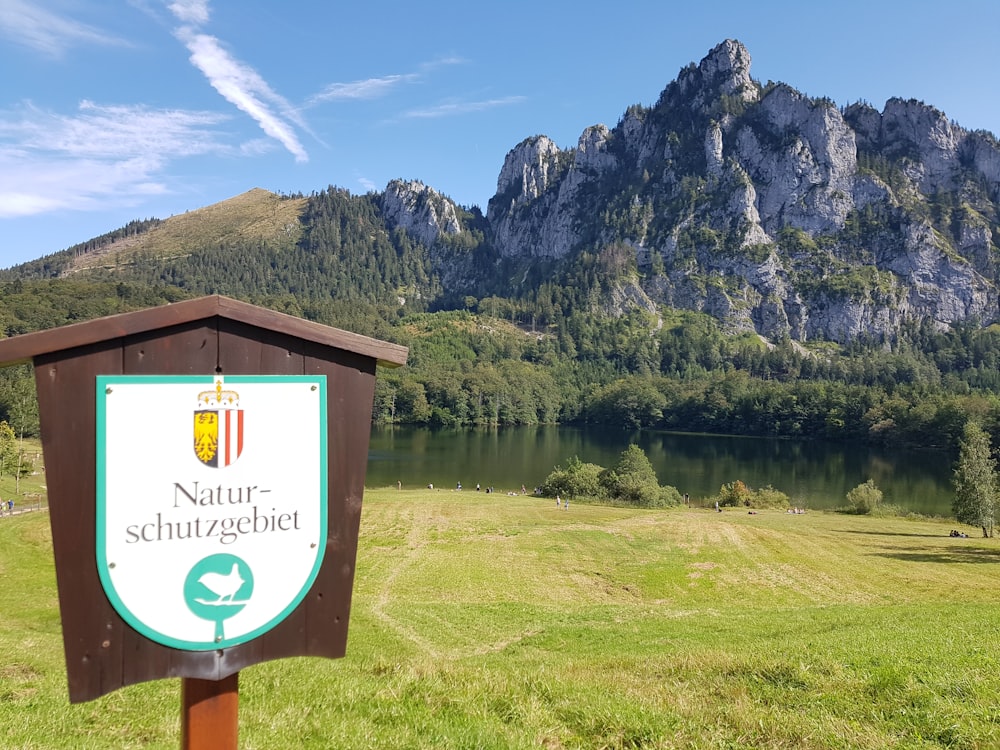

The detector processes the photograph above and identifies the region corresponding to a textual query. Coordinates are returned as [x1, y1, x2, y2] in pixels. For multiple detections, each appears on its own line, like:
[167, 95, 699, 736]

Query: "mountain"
[12, 39, 1000, 347]
[14, 189, 306, 277]
[477, 39, 1000, 345]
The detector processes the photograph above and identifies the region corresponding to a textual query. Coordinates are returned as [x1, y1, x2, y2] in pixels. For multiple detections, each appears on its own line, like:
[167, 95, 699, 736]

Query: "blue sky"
[1, 0, 998, 269]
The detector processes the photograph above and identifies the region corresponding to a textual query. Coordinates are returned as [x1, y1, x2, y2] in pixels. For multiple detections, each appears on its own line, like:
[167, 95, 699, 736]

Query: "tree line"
[1, 275, 1000, 464]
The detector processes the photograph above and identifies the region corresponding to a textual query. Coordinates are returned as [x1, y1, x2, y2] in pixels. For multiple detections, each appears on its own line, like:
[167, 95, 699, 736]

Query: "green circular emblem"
[183, 554, 254, 643]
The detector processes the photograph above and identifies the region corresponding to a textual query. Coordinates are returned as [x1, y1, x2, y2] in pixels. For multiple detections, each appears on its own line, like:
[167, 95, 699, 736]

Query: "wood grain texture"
[12, 297, 403, 702]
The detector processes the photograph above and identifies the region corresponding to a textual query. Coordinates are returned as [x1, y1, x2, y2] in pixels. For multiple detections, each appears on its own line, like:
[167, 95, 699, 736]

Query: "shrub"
[599, 444, 665, 507]
[847, 479, 883, 514]
[540, 446, 683, 508]
[752, 485, 791, 509]
[718, 480, 752, 507]
[657, 484, 684, 507]
[715, 481, 790, 509]
[539, 455, 603, 500]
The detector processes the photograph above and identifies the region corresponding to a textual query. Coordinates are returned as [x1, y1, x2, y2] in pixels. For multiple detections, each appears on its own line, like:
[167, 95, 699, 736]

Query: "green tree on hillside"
[585, 378, 667, 428]
[952, 421, 998, 537]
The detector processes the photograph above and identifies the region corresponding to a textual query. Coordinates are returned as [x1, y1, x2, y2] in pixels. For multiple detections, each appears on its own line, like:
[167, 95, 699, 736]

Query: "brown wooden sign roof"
[0, 294, 408, 368]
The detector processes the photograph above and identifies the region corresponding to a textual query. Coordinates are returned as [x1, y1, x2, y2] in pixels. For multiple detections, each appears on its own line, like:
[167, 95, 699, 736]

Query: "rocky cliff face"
[380, 179, 461, 247]
[381, 39, 1000, 345]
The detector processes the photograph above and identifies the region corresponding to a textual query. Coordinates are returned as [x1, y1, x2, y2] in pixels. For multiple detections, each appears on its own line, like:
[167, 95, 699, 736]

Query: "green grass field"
[2, 488, 1000, 749]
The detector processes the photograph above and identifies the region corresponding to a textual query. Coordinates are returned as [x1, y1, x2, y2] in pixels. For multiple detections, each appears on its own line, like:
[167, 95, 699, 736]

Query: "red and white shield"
[194, 407, 244, 467]
[194, 378, 244, 468]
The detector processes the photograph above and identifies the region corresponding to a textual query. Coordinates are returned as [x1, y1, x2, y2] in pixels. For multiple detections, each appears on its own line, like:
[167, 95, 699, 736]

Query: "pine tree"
[952, 421, 997, 538]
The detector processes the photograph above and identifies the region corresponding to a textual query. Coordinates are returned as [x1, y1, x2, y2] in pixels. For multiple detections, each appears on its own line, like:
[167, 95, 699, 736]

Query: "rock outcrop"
[381, 179, 462, 247]
[382, 39, 1000, 345]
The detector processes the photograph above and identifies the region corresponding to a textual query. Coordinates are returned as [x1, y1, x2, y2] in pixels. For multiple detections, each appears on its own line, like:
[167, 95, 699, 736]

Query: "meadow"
[2, 486, 1000, 749]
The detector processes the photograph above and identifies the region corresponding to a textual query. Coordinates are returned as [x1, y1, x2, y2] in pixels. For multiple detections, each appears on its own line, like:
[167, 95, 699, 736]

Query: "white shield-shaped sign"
[96, 375, 328, 650]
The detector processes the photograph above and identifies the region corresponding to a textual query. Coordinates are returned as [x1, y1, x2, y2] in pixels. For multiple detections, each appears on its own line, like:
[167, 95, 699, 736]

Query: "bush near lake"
[537, 455, 603, 499]
[539, 444, 682, 507]
[846, 479, 884, 514]
[715, 479, 791, 509]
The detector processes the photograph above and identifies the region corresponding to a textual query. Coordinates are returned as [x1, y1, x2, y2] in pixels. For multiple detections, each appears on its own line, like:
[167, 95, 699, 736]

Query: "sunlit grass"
[3, 489, 1000, 748]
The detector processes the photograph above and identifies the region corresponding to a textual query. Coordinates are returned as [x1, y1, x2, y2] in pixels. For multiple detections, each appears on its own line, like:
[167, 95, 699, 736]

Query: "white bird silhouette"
[198, 563, 245, 603]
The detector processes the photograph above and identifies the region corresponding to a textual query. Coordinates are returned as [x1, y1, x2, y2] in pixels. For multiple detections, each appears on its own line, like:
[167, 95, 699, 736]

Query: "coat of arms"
[194, 378, 243, 468]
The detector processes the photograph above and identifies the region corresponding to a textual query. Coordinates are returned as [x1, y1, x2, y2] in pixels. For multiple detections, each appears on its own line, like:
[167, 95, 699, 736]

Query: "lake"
[366, 425, 956, 516]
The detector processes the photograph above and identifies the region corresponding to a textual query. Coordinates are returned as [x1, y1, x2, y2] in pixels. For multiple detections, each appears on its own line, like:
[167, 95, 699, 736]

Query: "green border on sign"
[95, 374, 329, 651]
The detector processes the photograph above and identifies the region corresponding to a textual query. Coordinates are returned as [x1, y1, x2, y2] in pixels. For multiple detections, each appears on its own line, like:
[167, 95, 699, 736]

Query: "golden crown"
[198, 379, 239, 408]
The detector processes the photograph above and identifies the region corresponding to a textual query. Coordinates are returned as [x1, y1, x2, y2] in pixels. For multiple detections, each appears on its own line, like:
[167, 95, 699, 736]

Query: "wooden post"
[181, 673, 239, 750]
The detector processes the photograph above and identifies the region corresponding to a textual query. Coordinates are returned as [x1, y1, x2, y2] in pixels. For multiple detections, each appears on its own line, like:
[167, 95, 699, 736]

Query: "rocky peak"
[735, 84, 860, 234]
[676, 38, 759, 110]
[881, 98, 963, 191]
[842, 101, 883, 151]
[846, 98, 969, 193]
[964, 131, 1000, 184]
[381, 179, 461, 247]
[576, 124, 616, 172]
[491, 136, 563, 209]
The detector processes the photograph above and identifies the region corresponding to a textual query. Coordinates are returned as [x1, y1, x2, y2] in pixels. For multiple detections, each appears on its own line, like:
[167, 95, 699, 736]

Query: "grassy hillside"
[2, 490, 999, 748]
[65, 189, 306, 274]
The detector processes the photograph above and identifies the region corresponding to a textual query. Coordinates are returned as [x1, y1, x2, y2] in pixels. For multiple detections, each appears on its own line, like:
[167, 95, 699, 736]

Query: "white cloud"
[402, 96, 526, 119]
[167, 0, 210, 25]
[238, 138, 277, 157]
[308, 57, 464, 107]
[308, 74, 415, 105]
[0, 151, 164, 218]
[7, 100, 228, 157]
[0, 0, 128, 56]
[0, 101, 230, 218]
[168, 4, 309, 163]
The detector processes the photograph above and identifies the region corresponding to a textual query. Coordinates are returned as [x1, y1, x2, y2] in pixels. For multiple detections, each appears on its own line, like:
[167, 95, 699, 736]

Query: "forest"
[2, 185, 1000, 459]
[0, 273, 997, 461]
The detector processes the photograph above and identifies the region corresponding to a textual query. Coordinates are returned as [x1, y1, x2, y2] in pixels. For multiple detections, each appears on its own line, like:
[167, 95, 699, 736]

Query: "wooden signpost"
[0, 295, 407, 748]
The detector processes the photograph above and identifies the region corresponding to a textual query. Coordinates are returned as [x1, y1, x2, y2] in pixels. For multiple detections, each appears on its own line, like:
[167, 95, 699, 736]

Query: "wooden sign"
[0, 295, 407, 739]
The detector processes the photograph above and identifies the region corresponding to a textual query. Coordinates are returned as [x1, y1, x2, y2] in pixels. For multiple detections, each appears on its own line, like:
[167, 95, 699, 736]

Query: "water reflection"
[366, 425, 955, 516]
